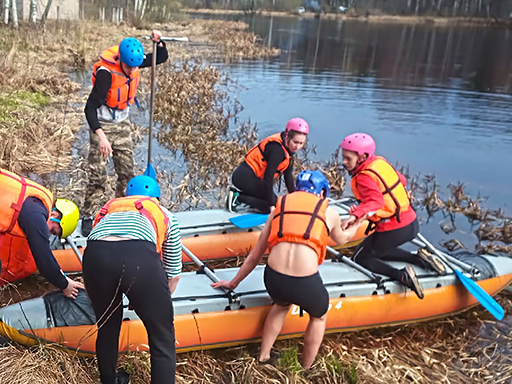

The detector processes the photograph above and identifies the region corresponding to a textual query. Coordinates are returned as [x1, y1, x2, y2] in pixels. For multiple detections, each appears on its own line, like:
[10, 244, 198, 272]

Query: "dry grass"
[1, 284, 510, 383]
[0, 344, 95, 384]
[154, 62, 258, 209]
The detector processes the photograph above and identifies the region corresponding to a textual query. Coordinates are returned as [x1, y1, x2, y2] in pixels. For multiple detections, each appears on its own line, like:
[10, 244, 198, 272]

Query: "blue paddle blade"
[144, 164, 157, 180]
[454, 269, 505, 321]
[229, 214, 269, 229]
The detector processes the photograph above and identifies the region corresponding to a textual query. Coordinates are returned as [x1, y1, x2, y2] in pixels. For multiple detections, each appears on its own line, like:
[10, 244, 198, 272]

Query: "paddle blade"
[144, 164, 157, 180]
[454, 269, 505, 321]
[229, 214, 269, 229]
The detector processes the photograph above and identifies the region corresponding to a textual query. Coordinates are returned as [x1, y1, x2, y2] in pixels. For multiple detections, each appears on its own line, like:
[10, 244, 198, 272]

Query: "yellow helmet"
[53, 198, 80, 238]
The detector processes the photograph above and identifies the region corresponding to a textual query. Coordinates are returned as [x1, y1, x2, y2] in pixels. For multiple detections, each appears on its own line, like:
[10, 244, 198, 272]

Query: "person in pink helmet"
[226, 118, 309, 213]
[339, 133, 445, 299]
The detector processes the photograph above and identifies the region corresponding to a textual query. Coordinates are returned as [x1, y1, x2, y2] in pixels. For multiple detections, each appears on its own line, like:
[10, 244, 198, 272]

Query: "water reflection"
[248, 16, 512, 94]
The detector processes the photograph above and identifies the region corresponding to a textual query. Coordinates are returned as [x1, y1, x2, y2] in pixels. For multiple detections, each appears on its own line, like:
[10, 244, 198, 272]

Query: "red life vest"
[351, 156, 411, 232]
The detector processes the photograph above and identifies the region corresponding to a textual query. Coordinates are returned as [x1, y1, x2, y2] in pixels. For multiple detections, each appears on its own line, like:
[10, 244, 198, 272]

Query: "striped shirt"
[88, 207, 182, 278]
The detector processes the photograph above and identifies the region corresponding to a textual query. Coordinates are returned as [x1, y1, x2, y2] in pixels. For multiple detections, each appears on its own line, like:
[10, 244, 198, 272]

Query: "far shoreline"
[186, 8, 512, 27]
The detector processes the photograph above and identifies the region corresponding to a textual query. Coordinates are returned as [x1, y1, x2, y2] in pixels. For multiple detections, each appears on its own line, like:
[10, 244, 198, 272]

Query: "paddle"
[159, 36, 189, 42]
[229, 213, 269, 229]
[142, 34, 189, 179]
[144, 36, 190, 43]
[144, 38, 158, 180]
[182, 245, 240, 306]
[416, 233, 504, 321]
[326, 246, 384, 289]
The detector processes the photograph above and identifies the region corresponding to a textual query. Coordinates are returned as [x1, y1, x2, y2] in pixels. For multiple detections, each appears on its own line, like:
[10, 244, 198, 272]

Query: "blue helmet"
[126, 175, 160, 198]
[119, 37, 144, 67]
[295, 170, 330, 197]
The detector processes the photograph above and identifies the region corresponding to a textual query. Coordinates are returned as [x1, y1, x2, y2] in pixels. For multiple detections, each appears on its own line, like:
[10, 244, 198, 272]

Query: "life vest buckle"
[10, 202, 21, 212]
[99, 207, 108, 217]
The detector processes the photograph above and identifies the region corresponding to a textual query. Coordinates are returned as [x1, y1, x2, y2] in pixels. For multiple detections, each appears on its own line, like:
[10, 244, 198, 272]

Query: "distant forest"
[182, 0, 512, 18]
[75, 0, 512, 22]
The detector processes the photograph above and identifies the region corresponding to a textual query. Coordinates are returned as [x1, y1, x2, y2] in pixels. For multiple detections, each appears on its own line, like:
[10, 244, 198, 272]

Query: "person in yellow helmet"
[0, 168, 84, 298]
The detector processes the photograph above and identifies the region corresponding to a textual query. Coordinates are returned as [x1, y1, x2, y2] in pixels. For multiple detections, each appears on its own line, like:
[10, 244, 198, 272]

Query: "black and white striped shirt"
[88, 207, 182, 278]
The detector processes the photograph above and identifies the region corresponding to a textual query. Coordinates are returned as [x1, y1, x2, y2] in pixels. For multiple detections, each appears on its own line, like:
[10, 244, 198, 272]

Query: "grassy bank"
[1, 278, 511, 384]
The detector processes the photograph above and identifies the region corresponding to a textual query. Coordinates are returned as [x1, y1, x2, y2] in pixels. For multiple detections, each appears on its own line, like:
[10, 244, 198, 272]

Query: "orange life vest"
[92, 45, 140, 111]
[351, 156, 411, 228]
[0, 168, 55, 285]
[245, 133, 291, 180]
[268, 191, 330, 265]
[0, 168, 54, 237]
[93, 196, 169, 253]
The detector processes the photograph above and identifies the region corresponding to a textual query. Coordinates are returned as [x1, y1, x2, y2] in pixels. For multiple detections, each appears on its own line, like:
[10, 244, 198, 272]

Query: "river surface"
[192, 13, 512, 217]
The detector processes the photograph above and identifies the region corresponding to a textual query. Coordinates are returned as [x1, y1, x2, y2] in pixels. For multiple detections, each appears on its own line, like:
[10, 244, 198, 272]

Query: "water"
[185, 14, 512, 370]
[192, 13, 512, 215]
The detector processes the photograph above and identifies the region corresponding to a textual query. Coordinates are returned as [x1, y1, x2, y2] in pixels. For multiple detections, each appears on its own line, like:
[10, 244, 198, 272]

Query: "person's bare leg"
[258, 304, 291, 362]
[301, 314, 327, 369]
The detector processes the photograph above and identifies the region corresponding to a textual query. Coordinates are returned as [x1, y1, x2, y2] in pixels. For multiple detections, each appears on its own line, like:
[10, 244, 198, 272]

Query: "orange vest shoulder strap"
[133, 197, 169, 228]
[274, 194, 329, 239]
[94, 197, 168, 227]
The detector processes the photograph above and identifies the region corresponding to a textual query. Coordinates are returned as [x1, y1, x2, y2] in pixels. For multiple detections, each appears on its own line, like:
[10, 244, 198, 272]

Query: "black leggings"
[83, 240, 175, 384]
[264, 265, 329, 318]
[352, 219, 422, 281]
[232, 162, 276, 213]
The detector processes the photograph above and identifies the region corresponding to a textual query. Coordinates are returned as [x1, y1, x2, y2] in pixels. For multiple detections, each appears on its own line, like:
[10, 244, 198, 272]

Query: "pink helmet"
[340, 133, 375, 157]
[285, 117, 309, 135]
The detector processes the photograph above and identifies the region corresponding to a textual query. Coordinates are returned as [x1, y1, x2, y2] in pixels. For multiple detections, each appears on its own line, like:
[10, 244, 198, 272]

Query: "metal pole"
[182, 245, 240, 305]
[143, 36, 189, 42]
[147, 39, 157, 169]
[412, 235, 478, 275]
[66, 236, 83, 264]
[326, 246, 384, 288]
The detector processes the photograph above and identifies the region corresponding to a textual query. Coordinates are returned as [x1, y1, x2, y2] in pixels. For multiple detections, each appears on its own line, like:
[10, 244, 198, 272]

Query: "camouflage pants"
[83, 120, 135, 217]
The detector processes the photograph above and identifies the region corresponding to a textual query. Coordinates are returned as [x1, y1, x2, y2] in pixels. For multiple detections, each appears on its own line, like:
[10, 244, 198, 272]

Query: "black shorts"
[264, 265, 329, 318]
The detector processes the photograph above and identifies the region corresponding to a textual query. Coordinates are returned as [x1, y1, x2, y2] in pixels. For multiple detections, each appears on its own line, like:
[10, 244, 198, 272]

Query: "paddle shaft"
[412, 235, 477, 275]
[143, 36, 189, 42]
[182, 245, 219, 282]
[326, 246, 383, 286]
[328, 197, 352, 205]
[66, 236, 83, 264]
[147, 39, 157, 170]
[182, 245, 239, 304]
[328, 197, 352, 211]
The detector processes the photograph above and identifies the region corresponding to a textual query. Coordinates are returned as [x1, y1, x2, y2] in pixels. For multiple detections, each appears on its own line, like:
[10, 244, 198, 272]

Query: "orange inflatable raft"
[0, 248, 510, 355]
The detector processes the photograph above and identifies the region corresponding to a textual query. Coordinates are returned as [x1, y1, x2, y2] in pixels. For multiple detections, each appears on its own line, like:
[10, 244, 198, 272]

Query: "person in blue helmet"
[82, 31, 169, 232]
[82, 175, 182, 384]
[213, 170, 366, 370]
